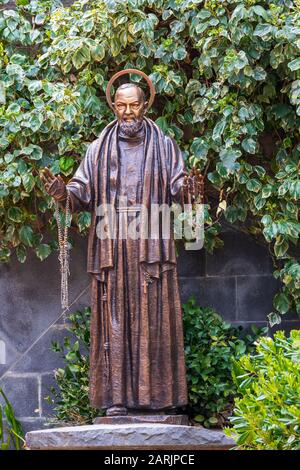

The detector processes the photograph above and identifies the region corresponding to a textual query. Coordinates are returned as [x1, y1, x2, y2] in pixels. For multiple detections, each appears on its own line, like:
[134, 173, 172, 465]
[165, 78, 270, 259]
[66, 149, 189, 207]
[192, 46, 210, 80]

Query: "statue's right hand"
[40, 168, 67, 201]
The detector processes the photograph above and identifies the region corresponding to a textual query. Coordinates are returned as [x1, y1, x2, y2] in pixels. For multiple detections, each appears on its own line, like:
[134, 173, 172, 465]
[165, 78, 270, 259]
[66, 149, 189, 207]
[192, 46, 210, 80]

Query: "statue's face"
[113, 86, 148, 123]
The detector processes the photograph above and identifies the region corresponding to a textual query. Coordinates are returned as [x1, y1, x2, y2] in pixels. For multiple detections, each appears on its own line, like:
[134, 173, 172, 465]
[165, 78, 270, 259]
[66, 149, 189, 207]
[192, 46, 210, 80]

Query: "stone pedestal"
[25, 424, 235, 450]
[94, 415, 189, 425]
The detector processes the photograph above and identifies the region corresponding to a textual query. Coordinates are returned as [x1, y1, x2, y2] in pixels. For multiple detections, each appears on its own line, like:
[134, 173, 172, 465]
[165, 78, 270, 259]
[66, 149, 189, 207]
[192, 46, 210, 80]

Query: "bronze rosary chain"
[54, 189, 71, 314]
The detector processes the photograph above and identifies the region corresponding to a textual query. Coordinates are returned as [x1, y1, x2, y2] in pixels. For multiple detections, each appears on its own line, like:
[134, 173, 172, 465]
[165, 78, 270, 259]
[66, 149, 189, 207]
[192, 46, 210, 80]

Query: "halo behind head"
[106, 69, 155, 112]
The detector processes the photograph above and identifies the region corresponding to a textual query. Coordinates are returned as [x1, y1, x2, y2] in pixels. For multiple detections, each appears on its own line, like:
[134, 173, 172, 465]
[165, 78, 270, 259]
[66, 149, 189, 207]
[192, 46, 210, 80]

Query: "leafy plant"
[0, 0, 299, 324]
[0, 387, 25, 450]
[45, 307, 99, 425]
[225, 330, 300, 450]
[48, 299, 266, 427]
[183, 296, 267, 428]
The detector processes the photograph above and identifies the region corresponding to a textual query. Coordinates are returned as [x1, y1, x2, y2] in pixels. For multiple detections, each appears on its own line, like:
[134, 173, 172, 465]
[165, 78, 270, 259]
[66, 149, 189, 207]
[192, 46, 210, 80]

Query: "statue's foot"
[106, 406, 128, 416]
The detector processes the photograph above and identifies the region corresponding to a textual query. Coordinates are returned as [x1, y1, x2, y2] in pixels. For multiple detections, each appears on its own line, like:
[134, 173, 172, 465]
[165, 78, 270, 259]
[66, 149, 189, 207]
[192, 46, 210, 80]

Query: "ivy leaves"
[0, 0, 299, 325]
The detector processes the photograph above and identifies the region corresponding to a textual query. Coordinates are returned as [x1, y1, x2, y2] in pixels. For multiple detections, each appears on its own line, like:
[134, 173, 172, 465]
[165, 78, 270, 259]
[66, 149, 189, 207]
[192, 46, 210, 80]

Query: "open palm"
[41, 168, 67, 201]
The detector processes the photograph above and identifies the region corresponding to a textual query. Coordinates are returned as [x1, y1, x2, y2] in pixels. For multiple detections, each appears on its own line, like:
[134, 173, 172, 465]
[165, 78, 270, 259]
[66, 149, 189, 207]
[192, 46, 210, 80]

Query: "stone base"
[94, 414, 189, 426]
[25, 424, 235, 450]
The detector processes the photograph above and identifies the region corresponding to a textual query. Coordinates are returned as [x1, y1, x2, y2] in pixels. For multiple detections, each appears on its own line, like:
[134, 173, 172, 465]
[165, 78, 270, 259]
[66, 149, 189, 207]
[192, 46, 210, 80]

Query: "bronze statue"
[41, 70, 203, 419]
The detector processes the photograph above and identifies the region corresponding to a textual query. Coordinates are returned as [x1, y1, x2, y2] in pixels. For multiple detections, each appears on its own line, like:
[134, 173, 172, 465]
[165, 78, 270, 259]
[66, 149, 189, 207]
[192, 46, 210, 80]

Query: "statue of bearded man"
[41, 76, 202, 419]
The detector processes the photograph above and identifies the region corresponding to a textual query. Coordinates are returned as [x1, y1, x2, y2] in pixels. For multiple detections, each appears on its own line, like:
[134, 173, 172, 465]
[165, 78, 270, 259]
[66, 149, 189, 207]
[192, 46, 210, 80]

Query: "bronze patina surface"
[41, 71, 203, 419]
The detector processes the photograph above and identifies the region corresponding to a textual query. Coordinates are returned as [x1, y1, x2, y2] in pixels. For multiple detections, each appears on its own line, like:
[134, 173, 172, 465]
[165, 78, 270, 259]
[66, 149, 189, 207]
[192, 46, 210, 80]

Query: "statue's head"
[112, 83, 148, 136]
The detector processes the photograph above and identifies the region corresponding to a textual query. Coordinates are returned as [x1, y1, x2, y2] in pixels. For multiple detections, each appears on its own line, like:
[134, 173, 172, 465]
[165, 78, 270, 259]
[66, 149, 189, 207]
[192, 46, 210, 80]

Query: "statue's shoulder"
[160, 130, 180, 153]
[88, 137, 102, 153]
[86, 120, 117, 159]
[83, 138, 101, 164]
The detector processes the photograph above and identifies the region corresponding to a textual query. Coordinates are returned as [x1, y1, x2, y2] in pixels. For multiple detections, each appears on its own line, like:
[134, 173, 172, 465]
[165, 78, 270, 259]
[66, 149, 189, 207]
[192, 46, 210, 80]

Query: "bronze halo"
[105, 68, 156, 112]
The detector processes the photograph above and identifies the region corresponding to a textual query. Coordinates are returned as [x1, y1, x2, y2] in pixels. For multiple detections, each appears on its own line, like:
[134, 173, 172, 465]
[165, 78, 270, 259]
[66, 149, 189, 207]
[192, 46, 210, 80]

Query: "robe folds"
[64, 117, 188, 410]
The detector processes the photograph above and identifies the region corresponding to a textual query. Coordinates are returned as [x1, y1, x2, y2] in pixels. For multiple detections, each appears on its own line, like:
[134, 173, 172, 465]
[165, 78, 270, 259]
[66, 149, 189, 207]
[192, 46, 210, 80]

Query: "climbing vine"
[0, 0, 299, 324]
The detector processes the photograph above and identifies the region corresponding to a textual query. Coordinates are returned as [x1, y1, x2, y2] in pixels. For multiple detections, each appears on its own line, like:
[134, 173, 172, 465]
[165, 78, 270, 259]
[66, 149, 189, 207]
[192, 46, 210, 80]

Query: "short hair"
[114, 83, 146, 103]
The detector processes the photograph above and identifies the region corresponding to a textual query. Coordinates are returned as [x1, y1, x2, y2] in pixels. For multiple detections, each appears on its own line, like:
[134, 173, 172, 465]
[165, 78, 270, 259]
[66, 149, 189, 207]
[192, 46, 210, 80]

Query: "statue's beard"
[119, 117, 144, 137]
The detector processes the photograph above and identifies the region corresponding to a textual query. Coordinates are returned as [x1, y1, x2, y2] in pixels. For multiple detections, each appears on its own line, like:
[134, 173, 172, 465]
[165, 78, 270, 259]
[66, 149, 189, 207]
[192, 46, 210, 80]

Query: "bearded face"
[113, 84, 148, 136]
[119, 117, 144, 136]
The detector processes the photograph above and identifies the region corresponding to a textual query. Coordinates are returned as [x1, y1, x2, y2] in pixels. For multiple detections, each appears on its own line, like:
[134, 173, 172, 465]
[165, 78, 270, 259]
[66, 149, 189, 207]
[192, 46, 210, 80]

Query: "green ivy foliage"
[225, 330, 300, 450]
[0, 0, 299, 324]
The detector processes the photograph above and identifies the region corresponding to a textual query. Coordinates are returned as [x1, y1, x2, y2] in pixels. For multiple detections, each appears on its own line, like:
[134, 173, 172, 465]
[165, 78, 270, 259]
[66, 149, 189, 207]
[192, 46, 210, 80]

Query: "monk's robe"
[63, 117, 188, 410]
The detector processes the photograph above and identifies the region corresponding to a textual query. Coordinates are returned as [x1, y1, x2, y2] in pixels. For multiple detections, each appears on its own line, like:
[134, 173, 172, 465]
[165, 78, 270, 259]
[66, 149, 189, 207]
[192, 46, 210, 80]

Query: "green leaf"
[242, 138, 256, 154]
[253, 193, 266, 210]
[219, 148, 241, 171]
[111, 38, 121, 57]
[251, 5, 269, 21]
[90, 44, 105, 62]
[139, 43, 152, 58]
[0, 247, 11, 262]
[267, 311, 282, 327]
[35, 243, 51, 261]
[208, 417, 218, 425]
[253, 24, 274, 38]
[16, 244, 27, 263]
[7, 103, 20, 114]
[212, 119, 226, 140]
[155, 116, 168, 132]
[230, 4, 247, 22]
[59, 156, 75, 174]
[235, 51, 249, 70]
[246, 179, 261, 193]
[274, 237, 289, 257]
[262, 184, 273, 198]
[22, 173, 35, 192]
[253, 67, 266, 81]
[72, 46, 91, 69]
[21, 144, 43, 160]
[288, 59, 300, 72]
[27, 80, 43, 93]
[191, 138, 209, 160]
[173, 47, 187, 61]
[7, 207, 23, 223]
[77, 211, 91, 232]
[35, 13, 46, 25]
[273, 292, 290, 315]
[194, 415, 205, 423]
[0, 82, 6, 104]
[238, 107, 250, 121]
[94, 73, 104, 85]
[19, 225, 34, 247]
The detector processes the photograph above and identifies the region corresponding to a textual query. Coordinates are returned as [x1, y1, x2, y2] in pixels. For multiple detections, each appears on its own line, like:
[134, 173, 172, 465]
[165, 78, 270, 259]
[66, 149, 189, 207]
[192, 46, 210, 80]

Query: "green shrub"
[225, 330, 300, 450]
[45, 307, 99, 425]
[0, 387, 24, 450]
[0, 0, 299, 325]
[183, 296, 267, 427]
[47, 298, 266, 427]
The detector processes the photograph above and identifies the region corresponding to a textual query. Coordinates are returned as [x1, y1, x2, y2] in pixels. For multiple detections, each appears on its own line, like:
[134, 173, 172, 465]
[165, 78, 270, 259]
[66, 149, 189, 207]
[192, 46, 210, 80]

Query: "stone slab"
[25, 424, 235, 450]
[94, 415, 189, 426]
